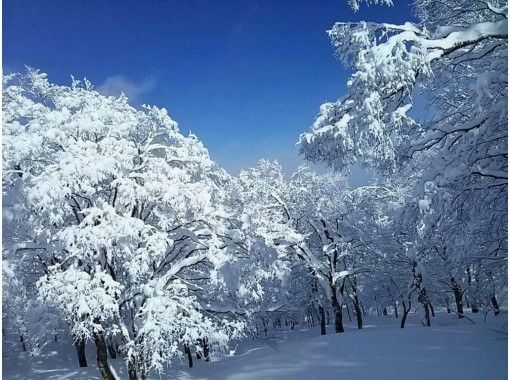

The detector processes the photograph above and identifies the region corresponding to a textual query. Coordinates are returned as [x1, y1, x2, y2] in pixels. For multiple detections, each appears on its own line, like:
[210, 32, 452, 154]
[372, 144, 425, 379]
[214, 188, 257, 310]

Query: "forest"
[2, 0, 507, 379]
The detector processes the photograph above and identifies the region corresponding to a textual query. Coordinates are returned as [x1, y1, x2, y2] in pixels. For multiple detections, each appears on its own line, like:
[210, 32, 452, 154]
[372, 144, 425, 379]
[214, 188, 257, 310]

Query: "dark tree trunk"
[331, 289, 344, 333]
[470, 266, 480, 313]
[491, 295, 500, 315]
[465, 266, 473, 311]
[93, 330, 116, 380]
[335, 306, 344, 333]
[74, 336, 88, 367]
[319, 305, 326, 335]
[195, 338, 210, 362]
[128, 356, 138, 380]
[418, 288, 431, 327]
[423, 301, 431, 326]
[400, 302, 411, 329]
[185, 345, 193, 368]
[20, 335, 26, 352]
[429, 301, 435, 317]
[107, 342, 117, 359]
[394, 302, 399, 318]
[348, 276, 362, 331]
[353, 298, 363, 329]
[202, 338, 210, 362]
[451, 277, 464, 318]
[383, 308, 388, 316]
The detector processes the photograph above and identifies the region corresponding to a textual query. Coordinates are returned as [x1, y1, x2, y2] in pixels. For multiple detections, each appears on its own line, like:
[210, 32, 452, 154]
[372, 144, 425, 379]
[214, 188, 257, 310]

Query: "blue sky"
[3, 0, 413, 181]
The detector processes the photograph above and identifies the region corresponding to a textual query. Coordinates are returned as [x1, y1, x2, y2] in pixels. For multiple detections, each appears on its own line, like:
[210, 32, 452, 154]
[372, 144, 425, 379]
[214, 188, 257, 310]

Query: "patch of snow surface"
[3, 312, 507, 379]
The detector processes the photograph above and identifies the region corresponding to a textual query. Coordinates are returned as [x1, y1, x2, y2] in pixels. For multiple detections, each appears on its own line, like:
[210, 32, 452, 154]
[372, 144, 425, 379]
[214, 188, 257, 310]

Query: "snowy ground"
[3, 311, 507, 380]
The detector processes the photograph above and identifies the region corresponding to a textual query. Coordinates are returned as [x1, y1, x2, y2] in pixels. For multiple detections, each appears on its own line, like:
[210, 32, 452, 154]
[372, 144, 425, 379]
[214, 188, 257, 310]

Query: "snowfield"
[3, 312, 507, 380]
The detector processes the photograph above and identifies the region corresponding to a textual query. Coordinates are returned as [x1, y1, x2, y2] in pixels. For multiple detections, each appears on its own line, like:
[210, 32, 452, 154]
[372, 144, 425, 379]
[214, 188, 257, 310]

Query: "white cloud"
[97, 75, 155, 101]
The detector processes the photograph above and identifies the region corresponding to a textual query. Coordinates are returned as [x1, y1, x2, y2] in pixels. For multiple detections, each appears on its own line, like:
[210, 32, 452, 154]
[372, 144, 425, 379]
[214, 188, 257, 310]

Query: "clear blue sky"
[3, 0, 413, 179]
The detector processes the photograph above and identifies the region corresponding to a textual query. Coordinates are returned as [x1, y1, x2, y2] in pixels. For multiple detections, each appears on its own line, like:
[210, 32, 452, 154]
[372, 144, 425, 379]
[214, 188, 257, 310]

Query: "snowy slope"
[3, 312, 507, 380]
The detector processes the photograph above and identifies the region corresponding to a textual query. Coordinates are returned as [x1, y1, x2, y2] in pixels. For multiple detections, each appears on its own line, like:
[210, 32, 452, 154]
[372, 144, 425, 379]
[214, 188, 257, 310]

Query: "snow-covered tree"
[298, 0, 507, 320]
[238, 161, 409, 334]
[3, 69, 248, 379]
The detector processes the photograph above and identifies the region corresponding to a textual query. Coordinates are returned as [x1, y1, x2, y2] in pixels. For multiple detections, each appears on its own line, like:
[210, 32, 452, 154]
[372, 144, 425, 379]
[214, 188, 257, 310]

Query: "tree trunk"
[353, 298, 363, 329]
[418, 288, 431, 327]
[128, 356, 138, 380]
[139, 360, 147, 380]
[472, 265, 481, 313]
[451, 277, 464, 318]
[93, 330, 116, 380]
[184, 345, 193, 368]
[394, 302, 399, 318]
[107, 341, 117, 360]
[195, 338, 210, 362]
[20, 335, 26, 352]
[348, 276, 362, 330]
[331, 290, 344, 333]
[346, 302, 352, 322]
[400, 302, 410, 329]
[140, 372, 146, 380]
[428, 301, 435, 317]
[74, 336, 88, 367]
[465, 266, 479, 312]
[196, 337, 205, 360]
[319, 305, 326, 335]
[491, 295, 500, 315]
[202, 338, 210, 362]
[423, 301, 431, 327]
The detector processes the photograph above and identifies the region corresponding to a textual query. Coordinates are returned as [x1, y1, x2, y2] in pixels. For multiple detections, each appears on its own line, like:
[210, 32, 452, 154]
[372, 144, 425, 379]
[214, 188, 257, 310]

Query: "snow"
[2, 2, 507, 375]
[418, 199, 430, 214]
[3, 312, 507, 380]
